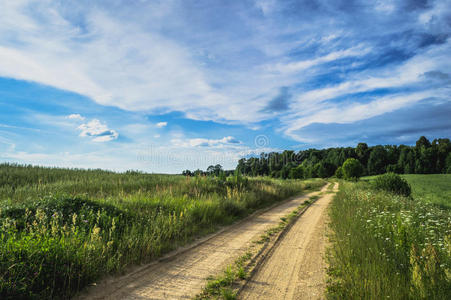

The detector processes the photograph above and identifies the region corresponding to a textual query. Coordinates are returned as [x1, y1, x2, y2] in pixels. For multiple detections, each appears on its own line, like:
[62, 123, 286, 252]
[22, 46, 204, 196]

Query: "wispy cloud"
[156, 122, 167, 128]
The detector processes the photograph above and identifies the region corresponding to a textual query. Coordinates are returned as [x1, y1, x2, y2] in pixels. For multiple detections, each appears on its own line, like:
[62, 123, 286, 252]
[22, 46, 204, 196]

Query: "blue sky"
[0, 0, 450, 173]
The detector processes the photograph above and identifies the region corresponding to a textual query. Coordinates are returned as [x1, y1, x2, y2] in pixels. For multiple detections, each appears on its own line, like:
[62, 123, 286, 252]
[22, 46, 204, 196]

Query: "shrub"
[373, 173, 411, 197]
[289, 165, 305, 179]
[335, 166, 343, 179]
[342, 158, 363, 181]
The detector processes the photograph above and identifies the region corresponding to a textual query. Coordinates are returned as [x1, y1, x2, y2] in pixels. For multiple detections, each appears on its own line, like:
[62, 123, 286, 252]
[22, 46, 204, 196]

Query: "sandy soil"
[239, 183, 338, 300]
[76, 185, 329, 300]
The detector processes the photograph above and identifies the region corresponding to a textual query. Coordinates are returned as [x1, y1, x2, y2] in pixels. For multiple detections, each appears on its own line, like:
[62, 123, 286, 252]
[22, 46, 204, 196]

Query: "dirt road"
[239, 182, 338, 300]
[77, 184, 329, 300]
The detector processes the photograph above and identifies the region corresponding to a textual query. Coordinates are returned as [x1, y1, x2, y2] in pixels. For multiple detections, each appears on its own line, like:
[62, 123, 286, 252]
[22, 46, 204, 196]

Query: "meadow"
[402, 174, 451, 209]
[327, 177, 451, 299]
[0, 163, 324, 299]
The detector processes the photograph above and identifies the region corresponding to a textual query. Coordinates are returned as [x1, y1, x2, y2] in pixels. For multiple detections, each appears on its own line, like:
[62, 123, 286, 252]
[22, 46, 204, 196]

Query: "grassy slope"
[0, 164, 325, 299]
[327, 178, 451, 299]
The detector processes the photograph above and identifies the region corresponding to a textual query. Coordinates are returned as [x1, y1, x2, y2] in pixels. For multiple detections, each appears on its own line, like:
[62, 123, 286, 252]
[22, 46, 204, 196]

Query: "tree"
[280, 164, 293, 179]
[335, 166, 343, 179]
[182, 170, 193, 176]
[367, 146, 388, 175]
[289, 165, 305, 179]
[415, 147, 436, 174]
[445, 153, 451, 174]
[317, 161, 336, 178]
[193, 169, 204, 176]
[356, 142, 369, 166]
[433, 138, 451, 173]
[416, 136, 431, 149]
[342, 158, 364, 180]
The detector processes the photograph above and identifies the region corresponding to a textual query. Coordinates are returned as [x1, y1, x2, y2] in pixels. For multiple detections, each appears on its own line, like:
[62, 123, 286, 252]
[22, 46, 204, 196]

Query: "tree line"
[234, 136, 451, 179]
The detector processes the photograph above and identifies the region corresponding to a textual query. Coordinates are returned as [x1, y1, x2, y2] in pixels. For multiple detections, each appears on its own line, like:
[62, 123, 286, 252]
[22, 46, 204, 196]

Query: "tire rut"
[239, 183, 338, 300]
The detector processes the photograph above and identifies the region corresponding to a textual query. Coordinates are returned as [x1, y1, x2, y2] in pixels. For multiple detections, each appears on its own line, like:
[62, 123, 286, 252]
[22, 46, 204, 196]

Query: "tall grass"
[327, 181, 451, 299]
[0, 163, 324, 299]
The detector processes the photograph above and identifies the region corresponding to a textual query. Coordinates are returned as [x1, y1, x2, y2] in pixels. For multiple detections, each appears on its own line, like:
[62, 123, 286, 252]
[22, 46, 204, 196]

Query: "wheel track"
[239, 183, 338, 300]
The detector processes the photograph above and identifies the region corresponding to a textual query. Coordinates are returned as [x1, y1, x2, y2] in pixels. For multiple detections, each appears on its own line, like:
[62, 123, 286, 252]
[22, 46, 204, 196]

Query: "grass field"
[327, 177, 451, 299]
[0, 163, 324, 299]
[362, 174, 451, 208]
[402, 174, 451, 209]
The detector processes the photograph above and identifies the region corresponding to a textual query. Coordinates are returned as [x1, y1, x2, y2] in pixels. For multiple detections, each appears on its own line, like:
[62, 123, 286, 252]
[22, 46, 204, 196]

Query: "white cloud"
[266, 45, 371, 75]
[66, 114, 85, 121]
[77, 119, 118, 142]
[0, 0, 450, 150]
[0, 1, 380, 126]
[156, 122, 167, 128]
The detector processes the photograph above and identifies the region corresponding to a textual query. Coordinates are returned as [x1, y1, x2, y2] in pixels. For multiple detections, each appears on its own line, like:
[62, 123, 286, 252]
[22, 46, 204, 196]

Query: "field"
[402, 174, 451, 209]
[0, 163, 324, 299]
[327, 177, 451, 299]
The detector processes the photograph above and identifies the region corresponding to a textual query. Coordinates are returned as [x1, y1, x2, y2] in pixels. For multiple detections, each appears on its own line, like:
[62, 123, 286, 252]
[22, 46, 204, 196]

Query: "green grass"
[402, 174, 451, 209]
[327, 180, 451, 299]
[0, 163, 325, 299]
[363, 174, 451, 209]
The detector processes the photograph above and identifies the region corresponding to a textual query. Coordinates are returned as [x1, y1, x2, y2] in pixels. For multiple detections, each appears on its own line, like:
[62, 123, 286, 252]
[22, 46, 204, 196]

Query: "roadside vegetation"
[0, 163, 323, 299]
[327, 176, 451, 299]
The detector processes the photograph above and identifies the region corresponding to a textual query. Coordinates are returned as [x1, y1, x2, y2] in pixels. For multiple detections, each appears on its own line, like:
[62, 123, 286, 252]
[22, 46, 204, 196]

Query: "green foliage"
[445, 153, 451, 174]
[327, 181, 451, 299]
[342, 158, 364, 180]
[235, 136, 451, 179]
[334, 166, 343, 179]
[0, 164, 324, 299]
[367, 145, 388, 175]
[402, 174, 451, 209]
[373, 173, 412, 197]
[289, 165, 305, 179]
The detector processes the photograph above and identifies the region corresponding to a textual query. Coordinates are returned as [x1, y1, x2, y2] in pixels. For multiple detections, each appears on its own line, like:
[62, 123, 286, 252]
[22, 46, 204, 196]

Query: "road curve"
[76, 184, 329, 300]
[239, 182, 338, 300]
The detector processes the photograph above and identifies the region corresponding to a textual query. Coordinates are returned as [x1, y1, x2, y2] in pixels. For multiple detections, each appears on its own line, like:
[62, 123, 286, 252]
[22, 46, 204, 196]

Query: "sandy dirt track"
[239, 183, 338, 300]
[77, 184, 329, 300]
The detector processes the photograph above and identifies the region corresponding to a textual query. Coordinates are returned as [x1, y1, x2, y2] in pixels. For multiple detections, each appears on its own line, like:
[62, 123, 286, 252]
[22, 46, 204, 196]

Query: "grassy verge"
[327, 180, 451, 299]
[0, 164, 325, 299]
[195, 192, 324, 299]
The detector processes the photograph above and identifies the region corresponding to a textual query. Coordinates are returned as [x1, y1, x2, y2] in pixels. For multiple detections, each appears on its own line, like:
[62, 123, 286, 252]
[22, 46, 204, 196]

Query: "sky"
[0, 0, 450, 173]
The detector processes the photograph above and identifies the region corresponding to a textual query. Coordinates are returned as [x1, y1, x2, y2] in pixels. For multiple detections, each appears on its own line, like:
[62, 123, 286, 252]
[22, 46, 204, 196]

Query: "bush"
[342, 158, 364, 181]
[373, 173, 411, 197]
[335, 166, 343, 179]
[289, 165, 305, 179]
